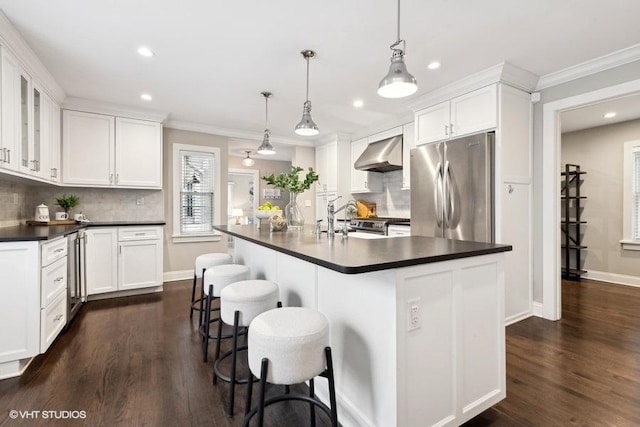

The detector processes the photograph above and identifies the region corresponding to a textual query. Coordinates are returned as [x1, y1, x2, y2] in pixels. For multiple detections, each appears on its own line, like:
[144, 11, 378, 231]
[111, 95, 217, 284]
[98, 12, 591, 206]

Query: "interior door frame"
[541, 78, 640, 320]
[228, 167, 259, 224]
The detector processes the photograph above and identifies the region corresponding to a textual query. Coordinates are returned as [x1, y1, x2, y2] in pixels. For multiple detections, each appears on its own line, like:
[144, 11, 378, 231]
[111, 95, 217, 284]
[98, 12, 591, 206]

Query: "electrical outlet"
[407, 298, 421, 331]
[136, 196, 144, 205]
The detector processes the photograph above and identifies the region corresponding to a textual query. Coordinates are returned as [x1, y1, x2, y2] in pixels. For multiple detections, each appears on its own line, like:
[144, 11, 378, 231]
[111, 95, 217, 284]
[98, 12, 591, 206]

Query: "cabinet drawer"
[40, 291, 67, 353]
[41, 256, 67, 308]
[387, 225, 411, 237]
[118, 226, 161, 241]
[41, 237, 67, 267]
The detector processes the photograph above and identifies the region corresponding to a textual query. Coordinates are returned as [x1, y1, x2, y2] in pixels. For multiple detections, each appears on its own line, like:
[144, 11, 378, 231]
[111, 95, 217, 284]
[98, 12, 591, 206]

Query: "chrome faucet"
[327, 196, 357, 238]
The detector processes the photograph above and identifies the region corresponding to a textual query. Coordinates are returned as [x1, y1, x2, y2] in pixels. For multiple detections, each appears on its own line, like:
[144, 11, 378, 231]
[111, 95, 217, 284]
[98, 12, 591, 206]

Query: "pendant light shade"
[257, 92, 276, 155]
[295, 50, 319, 136]
[378, 0, 417, 98]
[241, 150, 255, 167]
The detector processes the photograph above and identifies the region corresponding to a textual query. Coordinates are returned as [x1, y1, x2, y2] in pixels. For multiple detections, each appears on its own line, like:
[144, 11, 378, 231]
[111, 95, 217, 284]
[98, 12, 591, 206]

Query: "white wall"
[533, 59, 640, 302]
[561, 119, 640, 278]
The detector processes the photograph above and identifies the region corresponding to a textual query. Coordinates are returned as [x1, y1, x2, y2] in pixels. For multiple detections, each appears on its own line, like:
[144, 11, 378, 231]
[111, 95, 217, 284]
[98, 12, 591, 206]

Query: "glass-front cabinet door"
[19, 74, 32, 173]
[32, 86, 41, 174]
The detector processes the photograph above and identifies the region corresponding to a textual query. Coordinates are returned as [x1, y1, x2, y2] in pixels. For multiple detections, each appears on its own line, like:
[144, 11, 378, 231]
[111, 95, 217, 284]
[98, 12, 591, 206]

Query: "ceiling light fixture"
[140, 93, 152, 101]
[353, 99, 364, 108]
[257, 91, 276, 155]
[294, 50, 319, 136]
[137, 46, 155, 57]
[603, 112, 617, 119]
[377, 0, 417, 98]
[241, 150, 255, 167]
[427, 61, 441, 70]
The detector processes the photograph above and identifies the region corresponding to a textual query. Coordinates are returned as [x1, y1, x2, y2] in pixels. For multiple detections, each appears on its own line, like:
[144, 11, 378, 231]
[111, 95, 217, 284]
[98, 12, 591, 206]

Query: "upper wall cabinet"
[0, 48, 25, 172]
[415, 85, 497, 145]
[62, 110, 162, 189]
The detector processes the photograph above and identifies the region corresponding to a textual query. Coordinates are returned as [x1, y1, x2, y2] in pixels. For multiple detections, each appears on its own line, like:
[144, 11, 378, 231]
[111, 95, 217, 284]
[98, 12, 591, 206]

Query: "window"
[172, 143, 221, 242]
[621, 140, 640, 250]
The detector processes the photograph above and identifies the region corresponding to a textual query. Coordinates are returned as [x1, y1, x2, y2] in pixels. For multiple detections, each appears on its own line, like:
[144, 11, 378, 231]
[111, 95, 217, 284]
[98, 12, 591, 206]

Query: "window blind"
[180, 150, 215, 234]
[634, 149, 640, 240]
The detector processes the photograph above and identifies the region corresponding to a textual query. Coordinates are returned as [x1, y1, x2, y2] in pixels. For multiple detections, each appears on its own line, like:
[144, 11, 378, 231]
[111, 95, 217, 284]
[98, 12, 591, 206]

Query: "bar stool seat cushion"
[220, 280, 279, 327]
[195, 253, 233, 278]
[203, 264, 250, 297]
[248, 307, 329, 385]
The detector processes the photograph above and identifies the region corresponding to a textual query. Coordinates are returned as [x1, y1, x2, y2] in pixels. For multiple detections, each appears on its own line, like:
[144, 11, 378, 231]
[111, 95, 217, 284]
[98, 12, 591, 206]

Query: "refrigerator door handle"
[444, 160, 454, 225]
[443, 160, 451, 226]
[434, 162, 443, 227]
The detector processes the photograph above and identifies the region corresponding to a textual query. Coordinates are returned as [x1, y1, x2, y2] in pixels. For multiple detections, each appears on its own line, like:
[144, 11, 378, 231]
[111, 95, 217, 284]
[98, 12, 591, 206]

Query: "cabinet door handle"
[51, 168, 57, 178]
[54, 248, 65, 253]
[508, 184, 514, 194]
[109, 173, 114, 184]
[30, 160, 37, 171]
[449, 124, 455, 135]
[444, 125, 448, 136]
[135, 232, 146, 236]
[115, 174, 119, 184]
[6, 149, 10, 164]
[364, 180, 367, 189]
[54, 314, 63, 322]
[54, 276, 64, 282]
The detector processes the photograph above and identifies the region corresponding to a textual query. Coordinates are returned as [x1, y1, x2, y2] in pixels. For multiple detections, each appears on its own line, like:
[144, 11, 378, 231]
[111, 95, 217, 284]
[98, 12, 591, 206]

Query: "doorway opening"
[228, 168, 259, 225]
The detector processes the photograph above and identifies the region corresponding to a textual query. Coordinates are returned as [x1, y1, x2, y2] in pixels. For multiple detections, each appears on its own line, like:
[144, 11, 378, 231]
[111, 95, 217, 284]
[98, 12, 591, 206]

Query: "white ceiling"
[561, 94, 640, 133]
[2, 0, 640, 155]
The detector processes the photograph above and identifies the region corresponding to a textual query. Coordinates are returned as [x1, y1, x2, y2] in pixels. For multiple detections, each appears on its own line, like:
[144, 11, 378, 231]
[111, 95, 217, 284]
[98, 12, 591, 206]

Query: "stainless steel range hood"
[354, 135, 403, 172]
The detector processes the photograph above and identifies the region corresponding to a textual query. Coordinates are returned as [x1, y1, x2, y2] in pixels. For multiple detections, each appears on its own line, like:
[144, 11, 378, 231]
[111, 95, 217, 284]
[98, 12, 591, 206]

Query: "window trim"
[172, 143, 222, 243]
[621, 139, 640, 251]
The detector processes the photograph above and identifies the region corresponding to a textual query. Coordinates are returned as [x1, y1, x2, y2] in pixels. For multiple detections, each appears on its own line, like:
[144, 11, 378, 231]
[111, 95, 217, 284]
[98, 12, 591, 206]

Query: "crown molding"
[63, 97, 169, 122]
[408, 62, 539, 112]
[164, 119, 315, 147]
[536, 43, 640, 91]
[350, 111, 415, 141]
[0, 10, 66, 103]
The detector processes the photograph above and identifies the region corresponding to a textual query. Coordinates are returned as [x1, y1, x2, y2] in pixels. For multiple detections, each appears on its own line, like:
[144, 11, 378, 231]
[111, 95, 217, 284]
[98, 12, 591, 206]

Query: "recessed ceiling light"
[427, 61, 441, 70]
[353, 99, 364, 108]
[140, 93, 152, 101]
[603, 112, 616, 119]
[137, 46, 155, 57]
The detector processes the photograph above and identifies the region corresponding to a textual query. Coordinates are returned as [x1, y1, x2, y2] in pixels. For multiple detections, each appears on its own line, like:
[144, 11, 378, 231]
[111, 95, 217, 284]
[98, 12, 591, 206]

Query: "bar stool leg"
[212, 313, 224, 384]
[228, 310, 241, 415]
[257, 358, 269, 427]
[244, 369, 254, 418]
[202, 284, 213, 362]
[199, 268, 206, 328]
[325, 347, 339, 427]
[309, 378, 316, 427]
[190, 274, 197, 319]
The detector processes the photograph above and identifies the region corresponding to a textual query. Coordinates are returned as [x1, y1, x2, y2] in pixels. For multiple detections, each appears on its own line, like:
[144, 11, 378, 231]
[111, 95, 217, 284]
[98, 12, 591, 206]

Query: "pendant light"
[241, 150, 255, 167]
[377, 0, 417, 98]
[294, 50, 319, 136]
[257, 91, 276, 155]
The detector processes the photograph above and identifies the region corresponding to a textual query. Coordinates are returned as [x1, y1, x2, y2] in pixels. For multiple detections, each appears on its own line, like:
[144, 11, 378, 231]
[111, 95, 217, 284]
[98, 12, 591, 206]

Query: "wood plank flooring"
[1, 278, 640, 426]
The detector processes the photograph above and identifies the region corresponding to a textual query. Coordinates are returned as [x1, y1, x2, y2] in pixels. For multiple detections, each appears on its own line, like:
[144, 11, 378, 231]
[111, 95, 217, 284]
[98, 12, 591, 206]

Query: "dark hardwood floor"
[2, 278, 640, 426]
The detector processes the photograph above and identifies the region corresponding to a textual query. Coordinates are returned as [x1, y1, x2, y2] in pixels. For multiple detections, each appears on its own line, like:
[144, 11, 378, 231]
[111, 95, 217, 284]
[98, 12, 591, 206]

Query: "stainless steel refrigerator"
[410, 132, 494, 242]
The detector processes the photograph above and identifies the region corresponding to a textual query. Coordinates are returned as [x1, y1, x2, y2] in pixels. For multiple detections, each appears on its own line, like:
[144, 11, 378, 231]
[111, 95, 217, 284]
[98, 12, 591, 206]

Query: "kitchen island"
[214, 225, 512, 427]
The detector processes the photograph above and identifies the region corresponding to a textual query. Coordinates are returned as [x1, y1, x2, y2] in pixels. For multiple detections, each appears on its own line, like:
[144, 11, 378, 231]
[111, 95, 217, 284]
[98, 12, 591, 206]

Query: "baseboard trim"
[87, 286, 163, 301]
[505, 310, 533, 326]
[163, 270, 193, 282]
[532, 302, 544, 318]
[583, 270, 640, 288]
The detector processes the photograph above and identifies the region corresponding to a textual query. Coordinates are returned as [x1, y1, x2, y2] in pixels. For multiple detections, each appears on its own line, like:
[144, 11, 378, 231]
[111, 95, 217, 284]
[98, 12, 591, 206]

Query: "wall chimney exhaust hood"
[354, 135, 403, 172]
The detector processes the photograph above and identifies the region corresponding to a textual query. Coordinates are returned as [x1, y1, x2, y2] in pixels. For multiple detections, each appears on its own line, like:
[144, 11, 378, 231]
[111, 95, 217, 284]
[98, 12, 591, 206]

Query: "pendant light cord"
[396, 0, 400, 43]
[264, 95, 269, 129]
[305, 56, 310, 102]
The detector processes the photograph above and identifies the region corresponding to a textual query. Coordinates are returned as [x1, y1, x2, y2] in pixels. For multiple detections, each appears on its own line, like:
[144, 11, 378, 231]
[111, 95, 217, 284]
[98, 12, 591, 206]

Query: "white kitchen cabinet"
[62, 110, 115, 186]
[315, 142, 337, 193]
[350, 137, 382, 193]
[415, 85, 497, 145]
[401, 122, 415, 190]
[39, 237, 68, 353]
[62, 110, 163, 188]
[85, 228, 118, 295]
[86, 226, 163, 296]
[114, 117, 162, 188]
[387, 224, 411, 236]
[0, 47, 26, 172]
[0, 241, 39, 368]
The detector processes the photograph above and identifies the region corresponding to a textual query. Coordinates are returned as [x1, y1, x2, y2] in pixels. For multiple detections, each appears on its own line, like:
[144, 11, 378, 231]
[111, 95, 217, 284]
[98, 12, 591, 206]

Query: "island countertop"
[214, 225, 512, 274]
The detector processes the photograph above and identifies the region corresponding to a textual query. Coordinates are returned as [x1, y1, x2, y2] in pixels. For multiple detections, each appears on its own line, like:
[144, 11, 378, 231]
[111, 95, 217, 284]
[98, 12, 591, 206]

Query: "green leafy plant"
[55, 194, 80, 212]
[262, 166, 319, 194]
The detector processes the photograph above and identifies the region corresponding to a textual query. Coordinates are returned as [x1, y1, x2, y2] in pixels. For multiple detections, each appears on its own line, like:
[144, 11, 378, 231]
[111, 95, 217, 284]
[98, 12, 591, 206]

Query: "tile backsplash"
[354, 170, 410, 218]
[28, 187, 164, 222]
[0, 181, 31, 227]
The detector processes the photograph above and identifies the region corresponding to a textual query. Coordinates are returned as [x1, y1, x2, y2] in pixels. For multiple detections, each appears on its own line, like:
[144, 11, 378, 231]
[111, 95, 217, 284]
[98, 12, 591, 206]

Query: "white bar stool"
[200, 264, 250, 362]
[190, 253, 233, 324]
[243, 307, 338, 427]
[214, 279, 280, 416]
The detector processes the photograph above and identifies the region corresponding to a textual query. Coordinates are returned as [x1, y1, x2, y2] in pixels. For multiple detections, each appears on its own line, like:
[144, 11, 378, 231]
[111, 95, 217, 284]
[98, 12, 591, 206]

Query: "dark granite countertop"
[0, 221, 166, 242]
[214, 225, 511, 274]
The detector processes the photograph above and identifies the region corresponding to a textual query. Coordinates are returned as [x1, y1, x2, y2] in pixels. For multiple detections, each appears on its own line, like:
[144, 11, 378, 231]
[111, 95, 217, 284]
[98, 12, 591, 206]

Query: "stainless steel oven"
[67, 230, 86, 325]
[349, 217, 410, 236]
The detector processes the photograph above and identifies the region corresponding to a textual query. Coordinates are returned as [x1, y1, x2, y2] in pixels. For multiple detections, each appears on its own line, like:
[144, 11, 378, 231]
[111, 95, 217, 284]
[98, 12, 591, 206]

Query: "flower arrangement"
[262, 166, 319, 194]
[55, 194, 80, 213]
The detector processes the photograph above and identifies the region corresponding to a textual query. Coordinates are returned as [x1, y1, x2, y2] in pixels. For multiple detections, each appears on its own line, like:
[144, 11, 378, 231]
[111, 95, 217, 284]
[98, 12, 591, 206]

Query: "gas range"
[349, 217, 410, 236]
